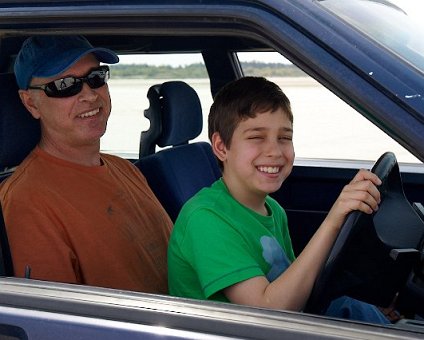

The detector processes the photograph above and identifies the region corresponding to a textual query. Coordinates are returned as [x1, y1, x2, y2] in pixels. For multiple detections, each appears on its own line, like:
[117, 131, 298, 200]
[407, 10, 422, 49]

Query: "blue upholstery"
[139, 81, 203, 157]
[0, 204, 13, 276]
[0, 72, 32, 276]
[0, 72, 40, 174]
[136, 81, 220, 221]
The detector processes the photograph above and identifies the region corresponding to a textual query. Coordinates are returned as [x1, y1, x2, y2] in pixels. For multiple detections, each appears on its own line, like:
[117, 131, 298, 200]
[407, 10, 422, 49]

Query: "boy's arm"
[224, 169, 381, 311]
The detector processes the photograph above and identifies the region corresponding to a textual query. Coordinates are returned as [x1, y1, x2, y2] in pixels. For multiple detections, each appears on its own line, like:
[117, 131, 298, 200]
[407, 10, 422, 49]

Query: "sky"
[118, 52, 287, 66]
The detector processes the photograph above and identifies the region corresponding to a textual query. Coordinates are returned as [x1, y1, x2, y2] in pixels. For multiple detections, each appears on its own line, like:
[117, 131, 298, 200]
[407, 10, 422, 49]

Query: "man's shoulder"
[0, 150, 40, 199]
[101, 153, 140, 173]
[101, 152, 129, 164]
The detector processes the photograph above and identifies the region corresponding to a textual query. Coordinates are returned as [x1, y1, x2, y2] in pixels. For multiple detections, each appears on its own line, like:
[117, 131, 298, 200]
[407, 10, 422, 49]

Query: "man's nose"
[78, 82, 98, 101]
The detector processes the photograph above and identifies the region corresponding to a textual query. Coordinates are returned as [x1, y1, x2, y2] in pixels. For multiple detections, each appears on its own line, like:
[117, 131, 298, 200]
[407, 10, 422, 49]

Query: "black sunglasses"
[28, 65, 110, 98]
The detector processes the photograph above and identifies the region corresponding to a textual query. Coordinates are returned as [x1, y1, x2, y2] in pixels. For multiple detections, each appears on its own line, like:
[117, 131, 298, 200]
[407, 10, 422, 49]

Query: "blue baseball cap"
[14, 35, 119, 90]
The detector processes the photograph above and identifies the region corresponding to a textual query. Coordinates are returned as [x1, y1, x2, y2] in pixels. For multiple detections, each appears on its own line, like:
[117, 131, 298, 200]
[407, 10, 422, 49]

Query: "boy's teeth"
[78, 109, 99, 118]
[258, 166, 280, 174]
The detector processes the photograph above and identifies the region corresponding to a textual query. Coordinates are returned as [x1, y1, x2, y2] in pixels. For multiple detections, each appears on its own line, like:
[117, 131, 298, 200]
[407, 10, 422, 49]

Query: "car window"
[237, 51, 421, 164]
[101, 53, 212, 158]
[319, 0, 424, 74]
[102, 51, 420, 165]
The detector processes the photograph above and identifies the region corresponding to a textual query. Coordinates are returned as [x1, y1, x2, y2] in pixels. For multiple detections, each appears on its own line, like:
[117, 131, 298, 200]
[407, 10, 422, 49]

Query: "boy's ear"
[19, 90, 41, 119]
[211, 132, 227, 162]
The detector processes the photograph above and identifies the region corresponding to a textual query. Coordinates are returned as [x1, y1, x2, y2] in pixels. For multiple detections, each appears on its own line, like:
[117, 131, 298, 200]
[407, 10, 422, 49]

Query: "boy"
[168, 76, 389, 323]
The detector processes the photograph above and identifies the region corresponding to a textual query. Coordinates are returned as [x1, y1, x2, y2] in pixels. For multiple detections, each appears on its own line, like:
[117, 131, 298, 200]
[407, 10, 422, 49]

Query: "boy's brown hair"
[208, 76, 293, 170]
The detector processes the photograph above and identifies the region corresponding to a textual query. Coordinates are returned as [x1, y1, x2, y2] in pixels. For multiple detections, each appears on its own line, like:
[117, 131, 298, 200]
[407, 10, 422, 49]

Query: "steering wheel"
[304, 152, 424, 315]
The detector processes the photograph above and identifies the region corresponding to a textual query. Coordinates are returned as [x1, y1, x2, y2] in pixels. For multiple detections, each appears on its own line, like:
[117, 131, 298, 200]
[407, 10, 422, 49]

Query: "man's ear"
[18, 90, 41, 119]
[211, 132, 227, 162]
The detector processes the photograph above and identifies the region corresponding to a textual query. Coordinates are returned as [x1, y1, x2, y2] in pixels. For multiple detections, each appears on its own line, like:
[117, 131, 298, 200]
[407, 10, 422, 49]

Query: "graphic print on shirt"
[261, 235, 292, 282]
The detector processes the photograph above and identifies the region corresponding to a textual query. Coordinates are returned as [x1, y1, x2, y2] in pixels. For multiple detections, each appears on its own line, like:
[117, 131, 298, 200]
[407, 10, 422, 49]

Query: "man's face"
[21, 53, 111, 150]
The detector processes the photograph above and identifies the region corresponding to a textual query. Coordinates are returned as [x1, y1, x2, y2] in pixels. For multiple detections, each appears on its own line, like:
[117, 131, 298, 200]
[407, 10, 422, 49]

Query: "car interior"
[1, 32, 424, 324]
[136, 80, 221, 221]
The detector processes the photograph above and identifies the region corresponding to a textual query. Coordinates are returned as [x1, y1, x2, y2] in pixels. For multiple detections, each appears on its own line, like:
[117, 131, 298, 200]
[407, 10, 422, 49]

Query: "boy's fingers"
[343, 179, 381, 203]
[339, 191, 380, 214]
[329, 170, 383, 228]
[351, 169, 382, 186]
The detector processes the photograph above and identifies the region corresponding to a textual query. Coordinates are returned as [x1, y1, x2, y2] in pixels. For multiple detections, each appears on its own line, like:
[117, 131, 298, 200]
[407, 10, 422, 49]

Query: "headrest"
[148, 81, 203, 147]
[0, 73, 40, 172]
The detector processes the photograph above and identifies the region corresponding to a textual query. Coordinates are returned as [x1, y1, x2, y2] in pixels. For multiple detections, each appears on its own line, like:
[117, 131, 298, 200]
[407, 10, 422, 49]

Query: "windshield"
[318, 0, 424, 73]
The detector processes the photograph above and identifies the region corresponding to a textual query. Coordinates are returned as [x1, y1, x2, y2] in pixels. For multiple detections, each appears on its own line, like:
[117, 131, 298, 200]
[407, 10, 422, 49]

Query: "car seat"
[0, 204, 13, 276]
[0, 72, 40, 179]
[136, 81, 221, 221]
[0, 72, 37, 276]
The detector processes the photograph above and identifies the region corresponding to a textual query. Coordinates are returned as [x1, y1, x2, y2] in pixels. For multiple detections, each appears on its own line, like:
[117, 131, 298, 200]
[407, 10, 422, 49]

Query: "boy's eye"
[278, 133, 293, 141]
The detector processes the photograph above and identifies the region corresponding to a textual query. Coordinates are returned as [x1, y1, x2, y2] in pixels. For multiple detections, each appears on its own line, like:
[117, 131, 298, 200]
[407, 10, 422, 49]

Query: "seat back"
[0, 71, 39, 276]
[0, 72, 41, 174]
[136, 81, 220, 221]
[0, 72, 40, 276]
[0, 203, 13, 276]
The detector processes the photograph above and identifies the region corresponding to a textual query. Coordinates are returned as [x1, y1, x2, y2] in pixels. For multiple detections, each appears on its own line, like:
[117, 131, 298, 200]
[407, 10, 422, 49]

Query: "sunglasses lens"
[45, 78, 82, 98]
[87, 67, 109, 89]
[43, 66, 109, 98]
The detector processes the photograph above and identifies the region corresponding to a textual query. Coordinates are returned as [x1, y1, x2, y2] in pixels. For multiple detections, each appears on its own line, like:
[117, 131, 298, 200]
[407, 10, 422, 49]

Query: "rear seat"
[136, 81, 221, 221]
[0, 72, 40, 179]
[0, 72, 37, 276]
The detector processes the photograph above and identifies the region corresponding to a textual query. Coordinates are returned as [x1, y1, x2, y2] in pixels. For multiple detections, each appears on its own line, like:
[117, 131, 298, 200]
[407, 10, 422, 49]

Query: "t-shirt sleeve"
[180, 208, 265, 299]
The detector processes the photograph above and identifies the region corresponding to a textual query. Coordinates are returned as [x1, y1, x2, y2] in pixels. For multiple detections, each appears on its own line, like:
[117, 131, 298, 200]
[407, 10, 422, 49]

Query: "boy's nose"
[264, 139, 282, 156]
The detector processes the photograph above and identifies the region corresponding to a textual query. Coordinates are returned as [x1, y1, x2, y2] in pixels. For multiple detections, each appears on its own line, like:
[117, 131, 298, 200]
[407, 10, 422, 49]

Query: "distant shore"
[103, 77, 420, 164]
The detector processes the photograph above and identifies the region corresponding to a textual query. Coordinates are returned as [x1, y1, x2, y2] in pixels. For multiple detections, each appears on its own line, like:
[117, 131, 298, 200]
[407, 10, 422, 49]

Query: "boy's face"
[213, 108, 294, 209]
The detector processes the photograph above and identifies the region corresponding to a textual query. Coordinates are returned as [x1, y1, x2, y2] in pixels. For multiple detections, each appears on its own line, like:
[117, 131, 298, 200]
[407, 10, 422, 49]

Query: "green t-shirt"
[168, 178, 296, 302]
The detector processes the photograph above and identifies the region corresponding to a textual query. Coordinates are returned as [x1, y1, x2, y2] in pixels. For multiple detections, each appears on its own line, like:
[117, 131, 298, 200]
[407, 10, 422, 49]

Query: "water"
[103, 77, 421, 164]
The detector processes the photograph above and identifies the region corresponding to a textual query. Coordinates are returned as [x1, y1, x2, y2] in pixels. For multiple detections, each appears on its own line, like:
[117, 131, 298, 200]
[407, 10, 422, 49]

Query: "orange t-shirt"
[0, 147, 172, 294]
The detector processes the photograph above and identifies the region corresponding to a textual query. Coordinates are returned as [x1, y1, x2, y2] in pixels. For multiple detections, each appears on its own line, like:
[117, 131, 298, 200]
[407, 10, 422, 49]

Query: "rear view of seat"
[0, 72, 40, 276]
[136, 81, 221, 221]
[0, 72, 40, 178]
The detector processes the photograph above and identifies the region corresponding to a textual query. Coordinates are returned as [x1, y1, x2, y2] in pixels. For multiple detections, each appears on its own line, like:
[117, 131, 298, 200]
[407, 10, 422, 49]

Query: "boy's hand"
[326, 169, 382, 231]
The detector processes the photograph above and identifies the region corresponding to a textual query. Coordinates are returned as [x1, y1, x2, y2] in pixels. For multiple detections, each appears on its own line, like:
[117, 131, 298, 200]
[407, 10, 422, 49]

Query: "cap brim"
[33, 47, 119, 79]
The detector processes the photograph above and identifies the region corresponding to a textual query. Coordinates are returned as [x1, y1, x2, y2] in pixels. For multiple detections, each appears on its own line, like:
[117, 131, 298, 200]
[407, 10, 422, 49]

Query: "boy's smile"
[257, 166, 280, 174]
[213, 108, 294, 214]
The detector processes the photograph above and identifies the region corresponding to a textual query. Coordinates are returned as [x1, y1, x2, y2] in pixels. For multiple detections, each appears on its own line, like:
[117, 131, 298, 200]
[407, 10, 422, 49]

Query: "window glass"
[237, 52, 420, 164]
[103, 51, 419, 164]
[101, 53, 212, 158]
[319, 0, 424, 73]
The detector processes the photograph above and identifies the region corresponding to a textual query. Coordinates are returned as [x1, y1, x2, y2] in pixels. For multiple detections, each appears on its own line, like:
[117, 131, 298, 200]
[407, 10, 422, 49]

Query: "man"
[0, 35, 172, 294]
